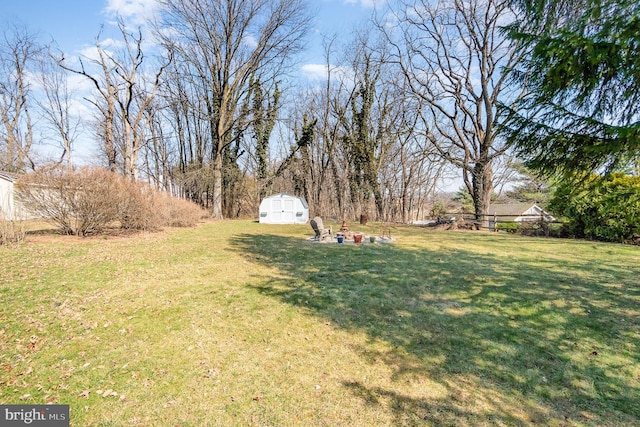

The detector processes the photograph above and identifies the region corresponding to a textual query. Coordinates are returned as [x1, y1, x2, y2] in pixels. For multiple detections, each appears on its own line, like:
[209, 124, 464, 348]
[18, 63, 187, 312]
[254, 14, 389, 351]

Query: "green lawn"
[1, 220, 638, 426]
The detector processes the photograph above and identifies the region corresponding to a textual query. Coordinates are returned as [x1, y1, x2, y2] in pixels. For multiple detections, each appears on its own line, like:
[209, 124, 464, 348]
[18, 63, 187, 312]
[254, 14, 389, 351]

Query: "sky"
[1, 0, 382, 76]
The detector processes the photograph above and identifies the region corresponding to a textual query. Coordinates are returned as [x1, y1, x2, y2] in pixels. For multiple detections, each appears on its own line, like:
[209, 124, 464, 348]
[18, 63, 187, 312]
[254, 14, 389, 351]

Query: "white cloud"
[103, 0, 162, 25]
[77, 45, 106, 63]
[72, 38, 123, 64]
[342, 0, 386, 8]
[66, 73, 95, 93]
[301, 63, 354, 82]
[98, 37, 124, 49]
[243, 34, 259, 49]
[301, 63, 330, 80]
[68, 98, 93, 119]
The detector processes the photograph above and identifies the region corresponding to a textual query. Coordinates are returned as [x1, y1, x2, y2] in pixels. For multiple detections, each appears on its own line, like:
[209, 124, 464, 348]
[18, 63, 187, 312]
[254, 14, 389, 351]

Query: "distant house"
[0, 171, 19, 220]
[0, 171, 40, 220]
[488, 203, 556, 230]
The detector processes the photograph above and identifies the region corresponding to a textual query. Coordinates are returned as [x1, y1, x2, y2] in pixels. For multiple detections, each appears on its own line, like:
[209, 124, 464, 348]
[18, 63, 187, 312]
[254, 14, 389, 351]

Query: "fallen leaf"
[19, 394, 31, 400]
[79, 390, 90, 398]
[204, 368, 219, 378]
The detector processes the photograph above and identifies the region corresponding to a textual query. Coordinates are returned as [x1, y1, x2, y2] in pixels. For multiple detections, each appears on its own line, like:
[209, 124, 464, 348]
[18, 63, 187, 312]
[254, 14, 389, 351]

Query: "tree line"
[1, 0, 638, 233]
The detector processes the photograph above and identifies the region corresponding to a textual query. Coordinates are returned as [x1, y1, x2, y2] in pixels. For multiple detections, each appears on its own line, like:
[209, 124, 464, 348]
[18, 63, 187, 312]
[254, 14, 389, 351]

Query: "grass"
[1, 220, 638, 426]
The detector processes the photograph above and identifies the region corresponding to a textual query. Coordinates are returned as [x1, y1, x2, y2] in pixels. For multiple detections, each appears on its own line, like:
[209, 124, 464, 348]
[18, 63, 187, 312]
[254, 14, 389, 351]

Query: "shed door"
[272, 198, 295, 223]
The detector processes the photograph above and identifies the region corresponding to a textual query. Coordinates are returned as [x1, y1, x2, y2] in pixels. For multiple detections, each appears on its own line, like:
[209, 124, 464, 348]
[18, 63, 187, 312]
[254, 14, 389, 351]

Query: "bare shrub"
[72, 169, 121, 235]
[0, 219, 26, 245]
[16, 167, 207, 236]
[156, 193, 208, 227]
[116, 179, 206, 230]
[16, 167, 120, 236]
[115, 178, 163, 231]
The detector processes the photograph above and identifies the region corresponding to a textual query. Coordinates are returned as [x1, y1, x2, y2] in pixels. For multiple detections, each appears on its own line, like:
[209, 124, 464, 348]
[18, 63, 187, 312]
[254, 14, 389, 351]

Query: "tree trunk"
[211, 153, 223, 219]
[472, 160, 493, 229]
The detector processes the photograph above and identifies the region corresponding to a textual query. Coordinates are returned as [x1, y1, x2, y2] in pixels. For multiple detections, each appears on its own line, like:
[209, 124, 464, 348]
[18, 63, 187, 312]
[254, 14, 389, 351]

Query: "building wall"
[0, 175, 39, 221]
[0, 177, 15, 220]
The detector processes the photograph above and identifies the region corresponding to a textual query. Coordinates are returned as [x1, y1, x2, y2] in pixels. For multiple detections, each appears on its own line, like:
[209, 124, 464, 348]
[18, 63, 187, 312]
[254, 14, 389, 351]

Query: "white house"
[0, 172, 18, 220]
[488, 203, 556, 230]
[259, 193, 309, 224]
[0, 172, 41, 220]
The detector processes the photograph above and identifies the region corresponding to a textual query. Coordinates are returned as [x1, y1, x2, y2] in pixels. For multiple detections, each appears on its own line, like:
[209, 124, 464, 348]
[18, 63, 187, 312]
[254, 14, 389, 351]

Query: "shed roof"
[264, 193, 298, 199]
[262, 193, 308, 208]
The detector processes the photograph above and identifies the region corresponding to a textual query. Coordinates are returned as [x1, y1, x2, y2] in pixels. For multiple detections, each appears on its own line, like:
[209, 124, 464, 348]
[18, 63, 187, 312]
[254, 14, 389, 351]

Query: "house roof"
[0, 171, 18, 182]
[489, 203, 538, 217]
[488, 203, 555, 221]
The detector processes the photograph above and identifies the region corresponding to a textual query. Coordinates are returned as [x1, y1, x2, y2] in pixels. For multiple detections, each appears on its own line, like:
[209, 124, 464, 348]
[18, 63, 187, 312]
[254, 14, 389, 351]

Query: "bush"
[156, 193, 207, 227]
[16, 167, 118, 236]
[115, 178, 163, 231]
[549, 173, 640, 243]
[429, 200, 449, 218]
[16, 167, 207, 236]
[0, 219, 26, 245]
[495, 222, 520, 233]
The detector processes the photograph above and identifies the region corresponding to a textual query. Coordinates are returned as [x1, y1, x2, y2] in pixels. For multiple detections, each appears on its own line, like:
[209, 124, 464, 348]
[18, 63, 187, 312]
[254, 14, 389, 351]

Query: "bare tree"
[58, 20, 170, 180]
[58, 31, 117, 171]
[156, 0, 311, 218]
[36, 48, 82, 169]
[159, 59, 211, 203]
[278, 28, 447, 223]
[382, 91, 449, 223]
[140, 98, 174, 191]
[382, 0, 522, 226]
[339, 30, 414, 221]
[283, 35, 345, 217]
[0, 26, 41, 172]
[113, 23, 171, 181]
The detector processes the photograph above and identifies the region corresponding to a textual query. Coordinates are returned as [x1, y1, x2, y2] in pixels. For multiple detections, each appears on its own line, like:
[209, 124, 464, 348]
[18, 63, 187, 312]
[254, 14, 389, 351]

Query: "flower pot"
[353, 234, 363, 243]
[370, 236, 376, 243]
[337, 236, 344, 243]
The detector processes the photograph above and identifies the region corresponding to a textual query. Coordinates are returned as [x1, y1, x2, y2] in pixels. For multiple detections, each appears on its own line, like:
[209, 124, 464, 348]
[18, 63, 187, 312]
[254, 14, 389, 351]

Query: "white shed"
[259, 193, 309, 224]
